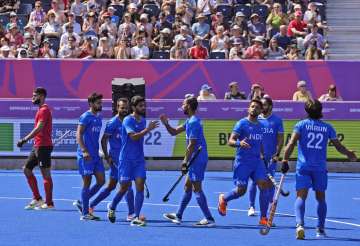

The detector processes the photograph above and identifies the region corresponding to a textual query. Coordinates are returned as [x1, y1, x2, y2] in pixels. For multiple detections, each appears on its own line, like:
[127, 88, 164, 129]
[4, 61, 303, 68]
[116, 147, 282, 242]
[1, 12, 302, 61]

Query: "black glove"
[17, 138, 27, 148]
[181, 162, 188, 175]
[281, 160, 289, 174]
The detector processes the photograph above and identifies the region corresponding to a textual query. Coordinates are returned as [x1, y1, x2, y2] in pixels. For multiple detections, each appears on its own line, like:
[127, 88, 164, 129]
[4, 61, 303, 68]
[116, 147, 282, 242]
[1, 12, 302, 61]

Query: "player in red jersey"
[17, 87, 54, 210]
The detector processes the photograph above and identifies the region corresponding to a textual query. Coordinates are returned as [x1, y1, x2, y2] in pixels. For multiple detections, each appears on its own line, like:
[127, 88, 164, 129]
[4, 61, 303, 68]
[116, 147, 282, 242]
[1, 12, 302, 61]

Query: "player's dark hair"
[185, 96, 198, 112]
[250, 99, 263, 108]
[34, 87, 47, 97]
[88, 92, 103, 104]
[131, 95, 145, 107]
[261, 96, 273, 107]
[117, 97, 129, 104]
[305, 99, 323, 119]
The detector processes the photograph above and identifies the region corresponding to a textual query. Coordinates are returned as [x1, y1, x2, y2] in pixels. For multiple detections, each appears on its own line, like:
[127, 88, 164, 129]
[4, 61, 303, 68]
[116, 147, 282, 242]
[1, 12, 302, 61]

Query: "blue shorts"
[296, 169, 328, 192]
[118, 159, 146, 183]
[188, 159, 207, 182]
[233, 159, 267, 187]
[77, 156, 105, 176]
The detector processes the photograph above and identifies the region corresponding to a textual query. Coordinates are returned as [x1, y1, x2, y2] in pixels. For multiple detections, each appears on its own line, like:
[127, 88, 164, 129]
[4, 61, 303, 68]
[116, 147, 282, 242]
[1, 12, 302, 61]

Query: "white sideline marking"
[0, 196, 359, 228]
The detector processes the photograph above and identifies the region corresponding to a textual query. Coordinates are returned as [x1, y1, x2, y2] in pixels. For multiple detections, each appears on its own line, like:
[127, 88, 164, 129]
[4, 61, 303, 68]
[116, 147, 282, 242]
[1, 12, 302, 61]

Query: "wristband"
[235, 139, 241, 147]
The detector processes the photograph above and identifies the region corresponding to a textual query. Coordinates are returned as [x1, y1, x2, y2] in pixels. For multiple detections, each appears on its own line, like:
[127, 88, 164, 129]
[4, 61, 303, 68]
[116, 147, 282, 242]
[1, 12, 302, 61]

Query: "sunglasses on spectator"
[35, 5, 41, 8]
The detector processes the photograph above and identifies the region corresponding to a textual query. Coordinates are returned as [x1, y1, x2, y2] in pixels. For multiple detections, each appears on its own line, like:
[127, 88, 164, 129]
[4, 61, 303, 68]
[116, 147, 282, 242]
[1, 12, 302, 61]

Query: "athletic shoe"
[163, 213, 182, 225]
[72, 200, 82, 214]
[194, 218, 216, 228]
[248, 206, 256, 217]
[130, 217, 146, 227]
[316, 228, 327, 238]
[34, 203, 55, 210]
[107, 203, 116, 223]
[24, 199, 44, 210]
[218, 194, 227, 216]
[259, 217, 275, 227]
[80, 214, 101, 221]
[296, 225, 305, 240]
[126, 214, 135, 222]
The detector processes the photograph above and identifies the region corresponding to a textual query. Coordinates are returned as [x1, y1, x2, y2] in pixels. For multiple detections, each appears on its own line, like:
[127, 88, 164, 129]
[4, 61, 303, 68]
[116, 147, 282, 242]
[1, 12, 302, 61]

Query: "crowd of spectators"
[0, 0, 328, 59]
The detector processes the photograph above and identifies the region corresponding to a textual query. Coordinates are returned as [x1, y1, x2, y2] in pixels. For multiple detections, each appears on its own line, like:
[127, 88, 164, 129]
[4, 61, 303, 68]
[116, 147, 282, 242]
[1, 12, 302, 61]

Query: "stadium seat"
[152, 51, 170, 59]
[17, 3, 33, 15]
[110, 4, 124, 18]
[269, 27, 279, 39]
[0, 14, 10, 27]
[210, 52, 226, 59]
[216, 4, 233, 19]
[42, 3, 51, 13]
[201, 39, 210, 51]
[47, 37, 60, 53]
[234, 4, 251, 19]
[309, 0, 326, 4]
[252, 4, 269, 21]
[234, 0, 251, 4]
[17, 14, 28, 31]
[20, 0, 34, 4]
[143, 4, 160, 18]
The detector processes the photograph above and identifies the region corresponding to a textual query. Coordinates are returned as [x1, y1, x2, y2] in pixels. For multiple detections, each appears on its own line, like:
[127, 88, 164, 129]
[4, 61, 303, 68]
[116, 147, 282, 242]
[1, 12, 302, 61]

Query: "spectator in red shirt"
[17, 87, 54, 210]
[287, 11, 307, 38]
[188, 37, 208, 59]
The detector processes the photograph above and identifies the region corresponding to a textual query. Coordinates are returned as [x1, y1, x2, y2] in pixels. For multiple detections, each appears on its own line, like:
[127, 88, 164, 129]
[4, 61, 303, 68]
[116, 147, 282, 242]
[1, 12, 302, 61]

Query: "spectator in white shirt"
[131, 36, 149, 59]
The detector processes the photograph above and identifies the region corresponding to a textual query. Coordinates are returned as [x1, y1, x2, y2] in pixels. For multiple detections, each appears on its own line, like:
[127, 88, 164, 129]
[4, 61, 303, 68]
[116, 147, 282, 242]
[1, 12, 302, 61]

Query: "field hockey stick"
[144, 182, 150, 199]
[162, 146, 202, 203]
[260, 173, 286, 235]
[263, 158, 290, 197]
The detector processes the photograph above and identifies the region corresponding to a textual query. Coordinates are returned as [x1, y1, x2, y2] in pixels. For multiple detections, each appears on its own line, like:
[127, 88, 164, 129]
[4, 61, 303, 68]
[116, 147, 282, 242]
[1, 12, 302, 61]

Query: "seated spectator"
[175, 3, 194, 26]
[82, 11, 99, 37]
[100, 12, 118, 38]
[29, 1, 46, 32]
[244, 36, 266, 60]
[118, 13, 137, 38]
[211, 12, 230, 35]
[71, 0, 87, 22]
[63, 12, 82, 35]
[288, 3, 303, 21]
[0, 0, 19, 14]
[174, 25, 193, 49]
[265, 38, 285, 60]
[151, 28, 173, 51]
[292, 80, 313, 102]
[224, 82, 246, 100]
[303, 24, 324, 51]
[266, 3, 288, 36]
[272, 25, 292, 50]
[131, 36, 149, 59]
[286, 43, 301, 60]
[192, 14, 210, 40]
[229, 25, 248, 48]
[58, 35, 80, 58]
[38, 38, 56, 58]
[287, 10, 308, 51]
[319, 85, 343, 102]
[247, 83, 265, 100]
[160, 2, 175, 24]
[21, 32, 39, 58]
[114, 38, 131, 59]
[154, 12, 173, 36]
[305, 39, 323, 60]
[188, 37, 208, 59]
[50, 0, 66, 24]
[78, 36, 96, 58]
[0, 45, 14, 58]
[107, 6, 120, 26]
[170, 37, 188, 59]
[137, 13, 153, 38]
[196, 0, 216, 19]
[5, 23, 23, 49]
[5, 12, 18, 32]
[303, 2, 322, 26]
[127, 3, 140, 23]
[210, 25, 230, 58]
[96, 36, 114, 58]
[60, 23, 81, 49]
[232, 12, 248, 37]
[248, 13, 266, 40]
[86, 0, 101, 13]
[42, 11, 62, 38]
[198, 84, 216, 101]
[24, 24, 41, 46]
[229, 38, 245, 60]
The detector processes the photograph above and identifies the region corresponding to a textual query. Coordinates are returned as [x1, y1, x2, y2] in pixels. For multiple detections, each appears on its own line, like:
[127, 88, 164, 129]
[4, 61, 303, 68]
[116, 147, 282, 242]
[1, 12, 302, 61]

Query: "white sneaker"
[80, 214, 101, 221]
[163, 213, 182, 225]
[72, 200, 83, 214]
[248, 206, 256, 217]
[316, 228, 327, 238]
[24, 199, 44, 210]
[34, 203, 55, 210]
[130, 217, 146, 227]
[194, 218, 216, 227]
[296, 225, 305, 240]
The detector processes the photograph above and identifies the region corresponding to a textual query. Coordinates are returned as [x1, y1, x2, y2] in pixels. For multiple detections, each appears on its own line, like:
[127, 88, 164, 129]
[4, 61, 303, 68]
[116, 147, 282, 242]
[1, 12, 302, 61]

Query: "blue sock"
[176, 190, 192, 219]
[125, 187, 135, 215]
[134, 190, 144, 218]
[195, 191, 213, 220]
[317, 200, 327, 229]
[295, 197, 305, 226]
[110, 190, 126, 210]
[88, 183, 103, 198]
[90, 187, 111, 208]
[259, 189, 270, 218]
[249, 181, 257, 208]
[268, 186, 275, 204]
[81, 187, 90, 215]
[224, 188, 241, 203]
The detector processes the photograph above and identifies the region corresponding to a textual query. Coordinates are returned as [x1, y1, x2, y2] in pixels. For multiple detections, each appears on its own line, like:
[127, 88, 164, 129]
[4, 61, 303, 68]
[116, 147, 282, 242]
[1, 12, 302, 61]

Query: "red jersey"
[34, 104, 53, 147]
[287, 20, 307, 37]
[189, 46, 208, 59]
